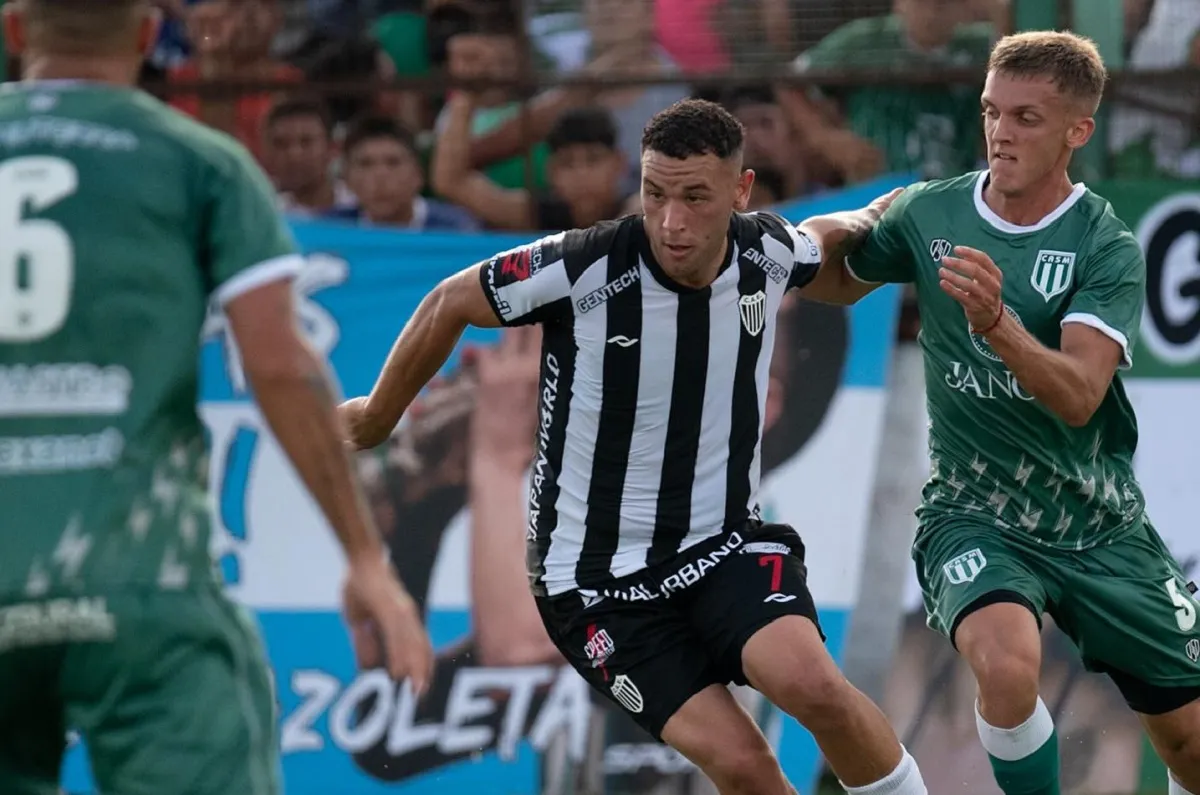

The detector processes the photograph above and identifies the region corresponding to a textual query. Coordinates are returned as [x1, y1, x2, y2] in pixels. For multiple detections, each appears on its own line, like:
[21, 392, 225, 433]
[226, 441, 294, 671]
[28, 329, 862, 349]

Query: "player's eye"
[686, 195, 708, 205]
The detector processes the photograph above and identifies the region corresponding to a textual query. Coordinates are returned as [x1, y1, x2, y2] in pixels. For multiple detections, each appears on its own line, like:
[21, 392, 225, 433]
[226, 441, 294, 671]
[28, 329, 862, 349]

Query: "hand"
[867, 187, 904, 222]
[940, 246, 1005, 332]
[468, 326, 541, 471]
[342, 554, 434, 694]
[338, 396, 376, 450]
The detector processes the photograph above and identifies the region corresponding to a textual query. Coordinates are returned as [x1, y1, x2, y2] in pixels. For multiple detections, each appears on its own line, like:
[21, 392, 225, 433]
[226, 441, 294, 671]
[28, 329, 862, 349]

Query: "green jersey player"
[802, 31, 1200, 795]
[0, 2, 432, 794]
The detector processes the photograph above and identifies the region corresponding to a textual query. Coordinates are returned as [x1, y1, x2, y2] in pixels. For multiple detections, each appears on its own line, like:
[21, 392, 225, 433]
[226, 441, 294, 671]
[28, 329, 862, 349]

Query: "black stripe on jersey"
[577, 228, 642, 588]
[755, 211, 796, 252]
[724, 258, 769, 530]
[649, 290, 710, 562]
[527, 322, 577, 596]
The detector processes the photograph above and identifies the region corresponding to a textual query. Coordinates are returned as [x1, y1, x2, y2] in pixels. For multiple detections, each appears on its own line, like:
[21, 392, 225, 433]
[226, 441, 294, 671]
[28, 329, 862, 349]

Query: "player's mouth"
[993, 152, 1017, 162]
[663, 243, 693, 259]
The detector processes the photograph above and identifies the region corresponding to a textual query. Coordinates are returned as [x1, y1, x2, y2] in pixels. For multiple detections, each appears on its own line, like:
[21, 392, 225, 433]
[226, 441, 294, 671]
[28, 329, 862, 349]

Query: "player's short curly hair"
[641, 99, 745, 161]
[988, 31, 1108, 113]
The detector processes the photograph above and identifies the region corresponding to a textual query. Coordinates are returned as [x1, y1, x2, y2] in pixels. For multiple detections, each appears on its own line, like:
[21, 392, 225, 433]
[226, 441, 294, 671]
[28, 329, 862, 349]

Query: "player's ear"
[2, 3, 25, 56]
[1066, 114, 1096, 151]
[137, 5, 164, 57]
[734, 168, 755, 213]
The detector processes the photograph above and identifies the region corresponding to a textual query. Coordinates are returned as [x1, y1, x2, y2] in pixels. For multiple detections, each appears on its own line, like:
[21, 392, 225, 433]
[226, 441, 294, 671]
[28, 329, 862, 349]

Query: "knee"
[773, 664, 857, 731]
[707, 742, 787, 795]
[966, 639, 1040, 707]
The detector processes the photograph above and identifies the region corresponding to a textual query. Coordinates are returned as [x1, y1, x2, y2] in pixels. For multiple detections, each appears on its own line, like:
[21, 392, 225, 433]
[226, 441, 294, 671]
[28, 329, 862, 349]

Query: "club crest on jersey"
[739, 291, 766, 337]
[943, 548, 987, 585]
[1031, 250, 1075, 301]
[929, 238, 953, 261]
[970, 305, 1024, 361]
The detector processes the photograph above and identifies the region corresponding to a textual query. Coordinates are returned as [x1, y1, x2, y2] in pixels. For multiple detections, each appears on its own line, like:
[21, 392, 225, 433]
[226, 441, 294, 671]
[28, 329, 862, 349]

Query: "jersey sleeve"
[844, 187, 920, 285]
[204, 143, 303, 306]
[477, 232, 574, 327]
[1062, 229, 1145, 370]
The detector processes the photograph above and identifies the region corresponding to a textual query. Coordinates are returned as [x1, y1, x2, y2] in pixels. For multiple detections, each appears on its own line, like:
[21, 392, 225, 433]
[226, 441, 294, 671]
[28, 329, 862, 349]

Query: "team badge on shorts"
[1187, 639, 1199, 664]
[611, 674, 644, 713]
[943, 548, 987, 585]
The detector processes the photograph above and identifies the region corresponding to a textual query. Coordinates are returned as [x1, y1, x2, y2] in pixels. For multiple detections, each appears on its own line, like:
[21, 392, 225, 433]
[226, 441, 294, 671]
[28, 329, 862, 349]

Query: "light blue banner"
[63, 174, 911, 795]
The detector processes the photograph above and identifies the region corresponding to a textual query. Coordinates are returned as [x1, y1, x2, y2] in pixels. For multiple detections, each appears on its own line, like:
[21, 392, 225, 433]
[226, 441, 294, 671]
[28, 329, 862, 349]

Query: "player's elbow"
[1059, 394, 1103, 428]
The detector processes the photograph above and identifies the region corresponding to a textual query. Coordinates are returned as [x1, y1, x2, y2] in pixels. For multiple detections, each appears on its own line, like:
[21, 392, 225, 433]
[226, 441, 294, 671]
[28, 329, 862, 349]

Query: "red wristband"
[974, 303, 1005, 336]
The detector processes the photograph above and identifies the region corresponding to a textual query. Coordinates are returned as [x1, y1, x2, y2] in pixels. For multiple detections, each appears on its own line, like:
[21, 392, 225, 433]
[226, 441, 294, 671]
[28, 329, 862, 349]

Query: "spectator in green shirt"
[790, 0, 998, 181]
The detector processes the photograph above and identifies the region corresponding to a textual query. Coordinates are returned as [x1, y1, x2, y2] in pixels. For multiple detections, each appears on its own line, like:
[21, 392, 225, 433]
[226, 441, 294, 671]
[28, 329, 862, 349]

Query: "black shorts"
[535, 522, 823, 741]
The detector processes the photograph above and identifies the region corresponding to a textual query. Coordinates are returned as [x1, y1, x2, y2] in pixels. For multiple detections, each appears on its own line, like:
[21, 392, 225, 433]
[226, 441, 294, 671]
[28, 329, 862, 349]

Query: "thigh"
[1055, 523, 1200, 712]
[0, 638, 66, 795]
[536, 591, 720, 742]
[64, 588, 281, 795]
[686, 523, 824, 685]
[913, 517, 1049, 645]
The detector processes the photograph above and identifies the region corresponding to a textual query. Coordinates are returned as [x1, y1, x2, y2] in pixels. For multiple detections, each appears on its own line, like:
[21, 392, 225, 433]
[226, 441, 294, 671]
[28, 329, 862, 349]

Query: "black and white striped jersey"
[477, 212, 823, 597]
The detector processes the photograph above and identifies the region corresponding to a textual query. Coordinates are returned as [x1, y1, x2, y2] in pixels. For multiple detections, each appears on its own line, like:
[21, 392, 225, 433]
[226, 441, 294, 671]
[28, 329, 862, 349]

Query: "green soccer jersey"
[0, 82, 300, 599]
[798, 15, 995, 179]
[849, 172, 1148, 550]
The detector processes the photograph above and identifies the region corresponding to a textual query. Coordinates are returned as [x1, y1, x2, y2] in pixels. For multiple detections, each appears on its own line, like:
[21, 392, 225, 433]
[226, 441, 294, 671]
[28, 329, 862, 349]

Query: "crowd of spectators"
[1, 0, 1197, 232]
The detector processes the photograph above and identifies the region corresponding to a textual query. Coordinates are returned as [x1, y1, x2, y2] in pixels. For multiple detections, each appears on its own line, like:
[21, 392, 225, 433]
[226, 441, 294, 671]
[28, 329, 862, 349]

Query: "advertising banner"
[61, 176, 908, 795]
[883, 180, 1200, 795]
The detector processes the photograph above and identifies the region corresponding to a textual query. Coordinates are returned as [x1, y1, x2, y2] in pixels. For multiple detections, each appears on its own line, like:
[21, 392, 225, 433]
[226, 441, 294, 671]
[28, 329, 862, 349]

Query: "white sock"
[843, 748, 927, 795]
[1170, 775, 1197, 795]
[975, 696, 1055, 761]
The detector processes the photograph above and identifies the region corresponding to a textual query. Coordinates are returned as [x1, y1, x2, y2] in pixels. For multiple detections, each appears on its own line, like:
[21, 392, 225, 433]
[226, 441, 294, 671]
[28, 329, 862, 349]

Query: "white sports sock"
[843, 748, 928, 795]
[1170, 775, 1197, 795]
[975, 696, 1055, 761]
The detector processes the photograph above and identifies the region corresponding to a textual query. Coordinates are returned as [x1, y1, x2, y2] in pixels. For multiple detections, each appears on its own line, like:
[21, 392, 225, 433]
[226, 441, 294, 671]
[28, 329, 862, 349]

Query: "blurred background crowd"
[3, 0, 1197, 238]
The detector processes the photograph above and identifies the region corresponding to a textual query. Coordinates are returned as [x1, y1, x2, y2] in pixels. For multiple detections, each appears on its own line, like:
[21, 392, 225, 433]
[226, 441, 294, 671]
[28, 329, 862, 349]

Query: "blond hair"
[988, 31, 1108, 113]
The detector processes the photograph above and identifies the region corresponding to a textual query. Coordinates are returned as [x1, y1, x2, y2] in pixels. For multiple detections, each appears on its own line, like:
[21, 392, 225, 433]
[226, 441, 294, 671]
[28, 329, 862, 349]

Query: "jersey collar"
[973, 170, 1088, 234]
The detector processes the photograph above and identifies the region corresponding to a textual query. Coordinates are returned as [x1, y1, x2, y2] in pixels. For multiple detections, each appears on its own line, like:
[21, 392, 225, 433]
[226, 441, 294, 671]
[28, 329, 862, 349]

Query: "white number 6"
[1165, 577, 1197, 633]
[0, 156, 79, 342]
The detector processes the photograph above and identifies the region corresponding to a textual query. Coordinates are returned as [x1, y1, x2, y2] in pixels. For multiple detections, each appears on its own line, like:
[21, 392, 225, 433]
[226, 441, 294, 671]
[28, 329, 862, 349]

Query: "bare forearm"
[469, 454, 556, 665]
[249, 353, 383, 563]
[431, 96, 475, 199]
[469, 90, 577, 167]
[796, 210, 879, 304]
[358, 284, 469, 447]
[985, 314, 1100, 426]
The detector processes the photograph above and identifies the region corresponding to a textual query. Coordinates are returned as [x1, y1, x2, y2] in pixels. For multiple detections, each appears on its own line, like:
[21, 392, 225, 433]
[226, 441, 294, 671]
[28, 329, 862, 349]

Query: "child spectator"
[262, 97, 357, 217]
[433, 97, 627, 232]
[330, 115, 479, 231]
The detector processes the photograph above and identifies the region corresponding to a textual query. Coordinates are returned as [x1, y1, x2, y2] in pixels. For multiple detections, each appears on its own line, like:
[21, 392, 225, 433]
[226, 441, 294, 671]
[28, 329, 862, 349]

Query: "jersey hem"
[842, 256, 878, 285]
[1061, 312, 1132, 369]
[214, 254, 305, 306]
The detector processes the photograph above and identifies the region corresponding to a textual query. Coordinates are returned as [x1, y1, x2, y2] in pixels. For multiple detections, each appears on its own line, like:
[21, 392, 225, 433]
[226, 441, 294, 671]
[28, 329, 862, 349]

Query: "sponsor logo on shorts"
[763, 593, 797, 604]
[584, 626, 615, 668]
[585, 532, 745, 603]
[611, 674, 644, 714]
[740, 542, 791, 556]
[943, 548, 987, 585]
[1187, 639, 1200, 664]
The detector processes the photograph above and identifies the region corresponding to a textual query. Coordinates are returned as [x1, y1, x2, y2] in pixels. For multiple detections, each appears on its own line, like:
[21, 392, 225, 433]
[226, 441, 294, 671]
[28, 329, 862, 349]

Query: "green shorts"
[0, 586, 280, 795]
[914, 516, 1200, 713]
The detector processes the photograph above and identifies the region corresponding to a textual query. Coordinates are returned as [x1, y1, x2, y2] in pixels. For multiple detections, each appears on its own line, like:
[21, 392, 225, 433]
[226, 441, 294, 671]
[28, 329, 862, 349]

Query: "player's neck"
[983, 172, 1076, 228]
[20, 54, 139, 87]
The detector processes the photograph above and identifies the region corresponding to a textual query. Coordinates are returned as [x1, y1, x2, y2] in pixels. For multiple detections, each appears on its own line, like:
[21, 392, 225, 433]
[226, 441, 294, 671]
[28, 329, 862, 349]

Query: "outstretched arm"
[342, 264, 501, 450]
[792, 187, 903, 305]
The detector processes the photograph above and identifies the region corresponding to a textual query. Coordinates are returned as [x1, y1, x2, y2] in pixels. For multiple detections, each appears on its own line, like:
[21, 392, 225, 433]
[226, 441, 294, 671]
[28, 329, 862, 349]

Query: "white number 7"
[1165, 578, 1197, 632]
